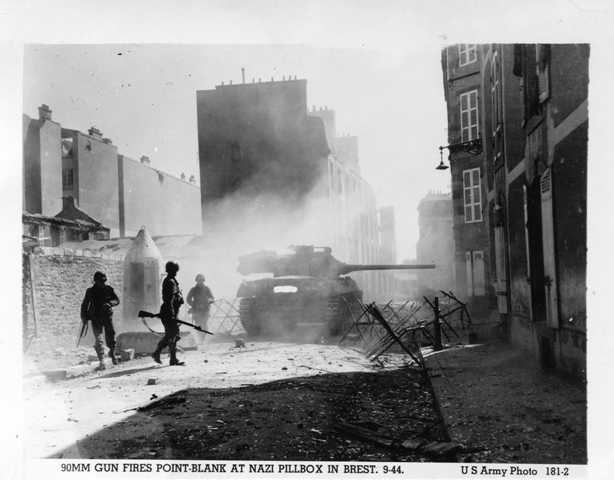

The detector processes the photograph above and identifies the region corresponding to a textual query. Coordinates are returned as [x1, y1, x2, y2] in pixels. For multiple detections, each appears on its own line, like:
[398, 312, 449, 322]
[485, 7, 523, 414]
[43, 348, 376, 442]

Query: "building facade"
[23, 105, 202, 239]
[196, 78, 393, 300]
[23, 105, 63, 217]
[441, 45, 494, 309]
[196, 78, 330, 214]
[441, 44, 588, 377]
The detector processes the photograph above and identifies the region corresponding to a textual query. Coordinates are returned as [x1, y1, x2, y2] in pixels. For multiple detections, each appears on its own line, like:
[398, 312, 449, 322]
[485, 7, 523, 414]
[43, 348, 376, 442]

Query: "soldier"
[80, 271, 120, 371]
[186, 273, 215, 344]
[151, 261, 185, 366]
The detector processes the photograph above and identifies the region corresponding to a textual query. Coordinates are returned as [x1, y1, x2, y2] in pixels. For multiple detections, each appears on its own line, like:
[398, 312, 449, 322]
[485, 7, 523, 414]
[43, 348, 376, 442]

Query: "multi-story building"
[415, 191, 455, 294]
[441, 45, 494, 309]
[441, 44, 588, 377]
[196, 78, 330, 215]
[23, 105, 63, 217]
[23, 104, 202, 239]
[196, 78, 391, 300]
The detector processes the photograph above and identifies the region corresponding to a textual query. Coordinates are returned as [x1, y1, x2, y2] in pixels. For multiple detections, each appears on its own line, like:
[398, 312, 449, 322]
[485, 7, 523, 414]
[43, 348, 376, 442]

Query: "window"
[62, 168, 74, 188]
[460, 90, 479, 142]
[463, 168, 482, 223]
[458, 44, 477, 66]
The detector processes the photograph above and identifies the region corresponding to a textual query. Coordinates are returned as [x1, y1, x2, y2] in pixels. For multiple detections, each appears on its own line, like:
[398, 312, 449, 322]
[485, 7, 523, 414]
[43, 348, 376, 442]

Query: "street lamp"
[436, 137, 483, 170]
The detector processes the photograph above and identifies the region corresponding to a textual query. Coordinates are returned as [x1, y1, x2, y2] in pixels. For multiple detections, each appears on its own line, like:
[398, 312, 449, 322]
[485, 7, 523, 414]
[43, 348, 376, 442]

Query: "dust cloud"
[172, 179, 341, 301]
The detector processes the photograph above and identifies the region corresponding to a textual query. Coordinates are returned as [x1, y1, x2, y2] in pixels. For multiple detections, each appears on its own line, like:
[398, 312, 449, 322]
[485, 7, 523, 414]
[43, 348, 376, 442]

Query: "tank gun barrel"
[338, 263, 436, 275]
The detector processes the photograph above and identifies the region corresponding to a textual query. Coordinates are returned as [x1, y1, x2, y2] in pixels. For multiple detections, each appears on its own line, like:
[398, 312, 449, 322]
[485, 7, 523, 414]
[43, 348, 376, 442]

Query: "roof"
[23, 211, 108, 230]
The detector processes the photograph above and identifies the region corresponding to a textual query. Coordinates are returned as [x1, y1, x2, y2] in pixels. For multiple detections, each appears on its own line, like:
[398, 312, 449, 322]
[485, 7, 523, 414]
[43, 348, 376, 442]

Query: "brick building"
[23, 105, 202, 239]
[441, 44, 588, 377]
[415, 191, 454, 294]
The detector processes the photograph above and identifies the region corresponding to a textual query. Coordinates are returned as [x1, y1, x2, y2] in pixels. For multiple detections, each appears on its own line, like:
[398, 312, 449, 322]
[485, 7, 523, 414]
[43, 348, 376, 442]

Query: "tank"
[236, 245, 435, 338]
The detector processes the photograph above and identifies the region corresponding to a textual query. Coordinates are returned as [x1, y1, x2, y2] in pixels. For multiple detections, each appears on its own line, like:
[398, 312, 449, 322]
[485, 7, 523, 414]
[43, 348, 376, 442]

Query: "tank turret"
[238, 245, 435, 278]
[236, 246, 435, 339]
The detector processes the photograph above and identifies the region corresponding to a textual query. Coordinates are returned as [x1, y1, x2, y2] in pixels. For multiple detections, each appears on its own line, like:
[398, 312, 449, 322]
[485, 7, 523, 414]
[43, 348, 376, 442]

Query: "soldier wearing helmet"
[186, 273, 215, 344]
[80, 271, 120, 370]
[152, 261, 185, 366]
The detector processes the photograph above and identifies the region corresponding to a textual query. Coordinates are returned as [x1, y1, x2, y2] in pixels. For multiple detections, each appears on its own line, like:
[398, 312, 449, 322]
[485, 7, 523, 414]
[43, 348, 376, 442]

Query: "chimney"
[38, 104, 52, 121]
[140, 155, 151, 165]
[102, 138, 112, 144]
[241, 67, 246, 83]
[88, 127, 103, 139]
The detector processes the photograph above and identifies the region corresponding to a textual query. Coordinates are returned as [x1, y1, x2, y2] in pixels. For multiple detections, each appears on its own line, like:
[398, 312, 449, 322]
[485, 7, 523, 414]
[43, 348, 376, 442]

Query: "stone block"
[120, 348, 135, 362]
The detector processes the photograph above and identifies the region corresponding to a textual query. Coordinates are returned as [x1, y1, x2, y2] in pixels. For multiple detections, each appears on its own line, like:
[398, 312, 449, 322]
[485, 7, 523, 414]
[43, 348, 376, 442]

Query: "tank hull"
[237, 276, 361, 339]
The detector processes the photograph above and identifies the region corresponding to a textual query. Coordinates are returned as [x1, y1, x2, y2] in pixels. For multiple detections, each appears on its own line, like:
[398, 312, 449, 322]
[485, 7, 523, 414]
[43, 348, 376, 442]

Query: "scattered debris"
[401, 438, 424, 450]
[334, 421, 394, 448]
[420, 441, 461, 458]
[138, 395, 186, 412]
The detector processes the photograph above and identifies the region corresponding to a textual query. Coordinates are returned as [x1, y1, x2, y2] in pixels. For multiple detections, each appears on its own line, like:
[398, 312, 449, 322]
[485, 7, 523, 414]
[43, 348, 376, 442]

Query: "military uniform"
[80, 282, 120, 366]
[187, 283, 214, 333]
[152, 273, 185, 365]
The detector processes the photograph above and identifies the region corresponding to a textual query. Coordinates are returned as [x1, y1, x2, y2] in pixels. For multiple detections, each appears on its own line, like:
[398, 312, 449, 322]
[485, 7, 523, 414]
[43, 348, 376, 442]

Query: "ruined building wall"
[69, 131, 121, 236]
[23, 115, 63, 216]
[24, 249, 124, 358]
[118, 155, 202, 237]
[196, 79, 330, 216]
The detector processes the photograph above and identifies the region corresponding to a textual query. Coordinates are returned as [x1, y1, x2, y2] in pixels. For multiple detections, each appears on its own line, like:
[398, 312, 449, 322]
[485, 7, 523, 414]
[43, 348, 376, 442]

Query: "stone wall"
[24, 248, 124, 362]
[118, 155, 202, 237]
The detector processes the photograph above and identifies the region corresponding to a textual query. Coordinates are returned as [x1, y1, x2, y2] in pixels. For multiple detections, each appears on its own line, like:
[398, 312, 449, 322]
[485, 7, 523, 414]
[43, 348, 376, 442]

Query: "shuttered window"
[458, 44, 477, 66]
[463, 167, 482, 223]
[460, 90, 479, 142]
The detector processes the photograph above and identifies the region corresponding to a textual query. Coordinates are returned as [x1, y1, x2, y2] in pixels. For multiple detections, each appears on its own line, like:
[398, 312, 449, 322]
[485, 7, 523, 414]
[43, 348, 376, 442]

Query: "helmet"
[93, 271, 107, 282]
[165, 261, 180, 274]
[195, 273, 205, 282]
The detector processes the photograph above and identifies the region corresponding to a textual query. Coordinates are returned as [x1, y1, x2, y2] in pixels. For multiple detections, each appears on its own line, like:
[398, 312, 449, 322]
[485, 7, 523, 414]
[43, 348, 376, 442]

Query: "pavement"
[425, 343, 587, 464]
[23, 340, 377, 459]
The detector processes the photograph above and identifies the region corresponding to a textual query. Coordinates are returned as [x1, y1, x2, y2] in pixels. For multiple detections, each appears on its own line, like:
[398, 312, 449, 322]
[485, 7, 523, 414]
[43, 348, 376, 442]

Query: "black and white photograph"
[2, 1, 610, 478]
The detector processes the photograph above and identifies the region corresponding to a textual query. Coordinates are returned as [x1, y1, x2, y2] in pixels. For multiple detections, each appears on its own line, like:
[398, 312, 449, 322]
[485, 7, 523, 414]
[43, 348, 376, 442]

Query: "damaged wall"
[118, 155, 202, 237]
[24, 248, 124, 359]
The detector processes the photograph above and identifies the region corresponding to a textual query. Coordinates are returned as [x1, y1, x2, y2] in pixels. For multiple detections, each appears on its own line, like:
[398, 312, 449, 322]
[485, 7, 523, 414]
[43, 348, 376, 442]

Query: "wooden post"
[433, 296, 443, 351]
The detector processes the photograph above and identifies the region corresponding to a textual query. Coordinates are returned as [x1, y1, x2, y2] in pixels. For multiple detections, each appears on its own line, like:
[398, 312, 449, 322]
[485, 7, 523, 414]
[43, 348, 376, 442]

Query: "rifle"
[138, 310, 214, 335]
[76, 321, 89, 347]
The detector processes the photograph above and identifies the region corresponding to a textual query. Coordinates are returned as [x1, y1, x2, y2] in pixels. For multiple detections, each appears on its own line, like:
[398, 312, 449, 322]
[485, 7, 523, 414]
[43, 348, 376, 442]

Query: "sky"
[23, 43, 450, 261]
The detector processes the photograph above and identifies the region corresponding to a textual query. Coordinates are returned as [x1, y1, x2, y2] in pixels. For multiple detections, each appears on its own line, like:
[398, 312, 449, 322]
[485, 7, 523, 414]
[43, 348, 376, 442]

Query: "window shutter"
[465, 251, 473, 297]
[473, 251, 486, 296]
